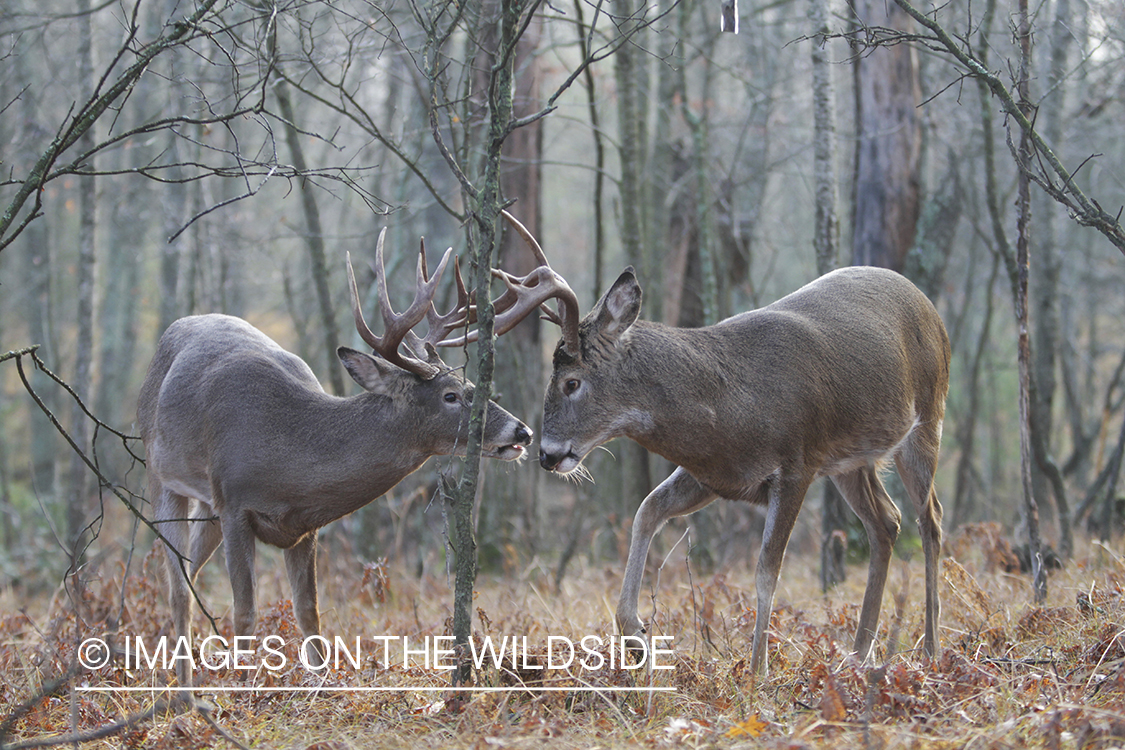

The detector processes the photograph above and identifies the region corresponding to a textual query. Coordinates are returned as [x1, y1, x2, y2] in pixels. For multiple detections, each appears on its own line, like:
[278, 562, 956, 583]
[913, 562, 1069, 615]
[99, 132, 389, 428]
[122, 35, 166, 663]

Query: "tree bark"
[16, 21, 58, 499]
[850, 0, 920, 272]
[66, 0, 97, 558]
[574, 0, 607, 300]
[475, 6, 544, 563]
[811, 0, 846, 590]
[611, 0, 653, 530]
[1028, 0, 1074, 559]
[1015, 0, 1048, 604]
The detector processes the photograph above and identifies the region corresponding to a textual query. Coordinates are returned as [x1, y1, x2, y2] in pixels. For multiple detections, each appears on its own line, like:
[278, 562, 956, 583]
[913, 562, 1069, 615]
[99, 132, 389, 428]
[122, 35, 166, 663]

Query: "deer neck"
[613, 324, 738, 474]
[284, 391, 432, 502]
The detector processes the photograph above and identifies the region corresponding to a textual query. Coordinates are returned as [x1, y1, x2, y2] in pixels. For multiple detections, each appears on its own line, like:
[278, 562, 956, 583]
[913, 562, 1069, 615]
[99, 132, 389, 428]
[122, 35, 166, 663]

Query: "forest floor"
[1, 523, 1124, 749]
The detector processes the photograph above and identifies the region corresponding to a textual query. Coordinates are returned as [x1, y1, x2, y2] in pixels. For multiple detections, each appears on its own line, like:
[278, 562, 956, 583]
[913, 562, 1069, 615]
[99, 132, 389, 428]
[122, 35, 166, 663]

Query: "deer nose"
[514, 425, 532, 445]
[539, 449, 561, 471]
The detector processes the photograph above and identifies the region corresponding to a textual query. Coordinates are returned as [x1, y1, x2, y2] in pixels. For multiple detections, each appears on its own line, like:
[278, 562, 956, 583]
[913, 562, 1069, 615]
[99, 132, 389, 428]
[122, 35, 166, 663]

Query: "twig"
[8, 349, 220, 637]
[0, 662, 164, 750]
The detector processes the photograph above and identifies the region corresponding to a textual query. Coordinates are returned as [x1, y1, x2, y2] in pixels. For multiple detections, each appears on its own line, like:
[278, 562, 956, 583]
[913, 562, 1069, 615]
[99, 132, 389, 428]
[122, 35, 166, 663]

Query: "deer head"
[344, 228, 529, 460]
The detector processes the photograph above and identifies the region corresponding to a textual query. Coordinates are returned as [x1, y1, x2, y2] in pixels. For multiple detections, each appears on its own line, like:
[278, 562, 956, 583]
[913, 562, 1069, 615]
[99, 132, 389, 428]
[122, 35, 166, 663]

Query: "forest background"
[0, 0, 1124, 742]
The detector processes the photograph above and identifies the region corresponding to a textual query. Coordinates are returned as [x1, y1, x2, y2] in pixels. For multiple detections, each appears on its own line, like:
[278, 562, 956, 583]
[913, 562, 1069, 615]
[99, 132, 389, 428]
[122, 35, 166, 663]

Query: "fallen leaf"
[725, 714, 768, 738]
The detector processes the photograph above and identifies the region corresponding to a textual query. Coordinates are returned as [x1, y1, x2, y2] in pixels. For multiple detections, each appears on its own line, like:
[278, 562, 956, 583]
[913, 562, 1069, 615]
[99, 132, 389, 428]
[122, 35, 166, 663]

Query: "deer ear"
[338, 347, 397, 396]
[593, 267, 642, 337]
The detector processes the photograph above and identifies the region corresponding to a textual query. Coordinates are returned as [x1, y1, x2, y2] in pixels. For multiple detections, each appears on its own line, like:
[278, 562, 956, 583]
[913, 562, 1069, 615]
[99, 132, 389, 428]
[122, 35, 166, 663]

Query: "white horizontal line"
[77, 686, 676, 693]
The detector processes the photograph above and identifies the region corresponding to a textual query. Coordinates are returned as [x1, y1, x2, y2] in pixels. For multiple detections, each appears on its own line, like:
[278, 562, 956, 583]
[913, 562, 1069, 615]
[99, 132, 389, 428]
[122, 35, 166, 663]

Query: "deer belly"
[246, 508, 321, 549]
[819, 413, 921, 476]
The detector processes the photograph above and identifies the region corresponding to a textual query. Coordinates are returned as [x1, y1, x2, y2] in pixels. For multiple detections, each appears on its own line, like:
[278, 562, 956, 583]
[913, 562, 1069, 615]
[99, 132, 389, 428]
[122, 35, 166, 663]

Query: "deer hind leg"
[154, 481, 195, 689]
[284, 532, 326, 666]
[616, 467, 717, 642]
[894, 422, 944, 659]
[749, 472, 812, 677]
[831, 465, 902, 663]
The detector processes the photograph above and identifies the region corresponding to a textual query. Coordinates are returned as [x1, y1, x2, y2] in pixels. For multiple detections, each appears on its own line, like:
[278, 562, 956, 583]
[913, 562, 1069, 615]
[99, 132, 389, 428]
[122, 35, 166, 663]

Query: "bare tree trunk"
[1028, 0, 1074, 559]
[574, 0, 606, 300]
[427, 0, 529, 687]
[951, 251, 1000, 527]
[488, 14, 544, 561]
[845, 0, 923, 589]
[554, 1, 609, 587]
[275, 83, 347, 397]
[0, 408, 12, 550]
[810, 0, 846, 590]
[612, 0, 652, 533]
[66, 0, 97, 561]
[615, 2, 644, 276]
[810, 5, 838, 279]
[158, 36, 184, 335]
[678, 1, 718, 325]
[850, 0, 920, 273]
[1016, 0, 1047, 604]
[158, 176, 182, 333]
[16, 8, 58, 500]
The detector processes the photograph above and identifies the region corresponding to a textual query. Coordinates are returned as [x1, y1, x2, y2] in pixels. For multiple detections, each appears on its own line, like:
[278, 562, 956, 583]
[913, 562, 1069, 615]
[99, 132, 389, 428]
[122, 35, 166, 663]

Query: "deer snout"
[539, 448, 561, 470]
[539, 437, 584, 474]
[539, 447, 577, 472]
[489, 421, 533, 461]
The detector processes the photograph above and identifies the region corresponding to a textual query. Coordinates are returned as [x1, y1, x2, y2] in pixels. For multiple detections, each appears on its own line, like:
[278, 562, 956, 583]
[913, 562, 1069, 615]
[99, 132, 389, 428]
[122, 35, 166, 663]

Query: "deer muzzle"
[489, 423, 533, 461]
[538, 443, 580, 473]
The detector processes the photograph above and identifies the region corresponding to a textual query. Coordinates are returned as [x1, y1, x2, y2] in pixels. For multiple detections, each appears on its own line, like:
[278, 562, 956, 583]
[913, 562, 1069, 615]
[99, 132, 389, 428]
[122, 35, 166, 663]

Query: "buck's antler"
[412, 239, 472, 353]
[438, 211, 581, 356]
[347, 228, 457, 380]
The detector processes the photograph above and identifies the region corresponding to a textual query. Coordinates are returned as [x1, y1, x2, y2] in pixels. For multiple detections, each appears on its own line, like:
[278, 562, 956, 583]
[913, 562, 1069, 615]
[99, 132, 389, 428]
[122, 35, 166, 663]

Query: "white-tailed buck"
[138, 229, 532, 688]
[471, 214, 949, 676]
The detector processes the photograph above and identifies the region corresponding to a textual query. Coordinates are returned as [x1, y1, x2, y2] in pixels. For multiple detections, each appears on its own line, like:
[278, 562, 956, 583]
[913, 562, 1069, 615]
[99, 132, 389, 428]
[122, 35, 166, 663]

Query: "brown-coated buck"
[477, 214, 950, 675]
[137, 229, 532, 688]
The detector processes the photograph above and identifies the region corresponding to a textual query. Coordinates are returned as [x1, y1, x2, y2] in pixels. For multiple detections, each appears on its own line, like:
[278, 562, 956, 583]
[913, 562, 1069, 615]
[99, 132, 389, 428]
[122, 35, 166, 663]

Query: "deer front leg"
[284, 532, 327, 667]
[155, 483, 195, 691]
[616, 468, 717, 642]
[220, 511, 258, 644]
[749, 473, 811, 677]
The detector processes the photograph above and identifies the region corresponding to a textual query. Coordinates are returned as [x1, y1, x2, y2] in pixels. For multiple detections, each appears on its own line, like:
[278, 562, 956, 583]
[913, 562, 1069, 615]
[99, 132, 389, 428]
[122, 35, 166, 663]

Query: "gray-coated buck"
[138, 229, 532, 688]
[478, 214, 950, 676]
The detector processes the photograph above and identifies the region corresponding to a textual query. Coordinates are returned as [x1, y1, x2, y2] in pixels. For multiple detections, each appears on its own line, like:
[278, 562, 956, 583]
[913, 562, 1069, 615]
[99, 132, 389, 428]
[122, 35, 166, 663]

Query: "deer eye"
[564, 379, 581, 396]
[444, 392, 459, 403]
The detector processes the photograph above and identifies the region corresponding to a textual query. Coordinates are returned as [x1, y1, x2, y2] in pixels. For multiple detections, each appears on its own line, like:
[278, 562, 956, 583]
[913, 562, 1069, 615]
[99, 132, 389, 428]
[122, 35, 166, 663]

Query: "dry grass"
[3, 525, 1125, 748]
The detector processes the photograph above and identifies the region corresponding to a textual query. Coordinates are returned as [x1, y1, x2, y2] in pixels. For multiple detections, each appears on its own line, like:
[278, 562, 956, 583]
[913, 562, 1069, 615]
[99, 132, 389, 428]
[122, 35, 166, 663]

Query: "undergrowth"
[2, 523, 1124, 749]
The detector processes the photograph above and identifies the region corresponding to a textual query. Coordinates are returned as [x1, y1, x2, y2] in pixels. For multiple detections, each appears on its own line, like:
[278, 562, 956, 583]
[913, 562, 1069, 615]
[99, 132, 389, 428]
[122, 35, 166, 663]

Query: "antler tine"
[348, 246, 382, 351]
[439, 266, 580, 354]
[348, 229, 457, 380]
[418, 252, 473, 350]
[500, 209, 551, 269]
[502, 211, 581, 354]
[436, 213, 581, 355]
[418, 237, 429, 280]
